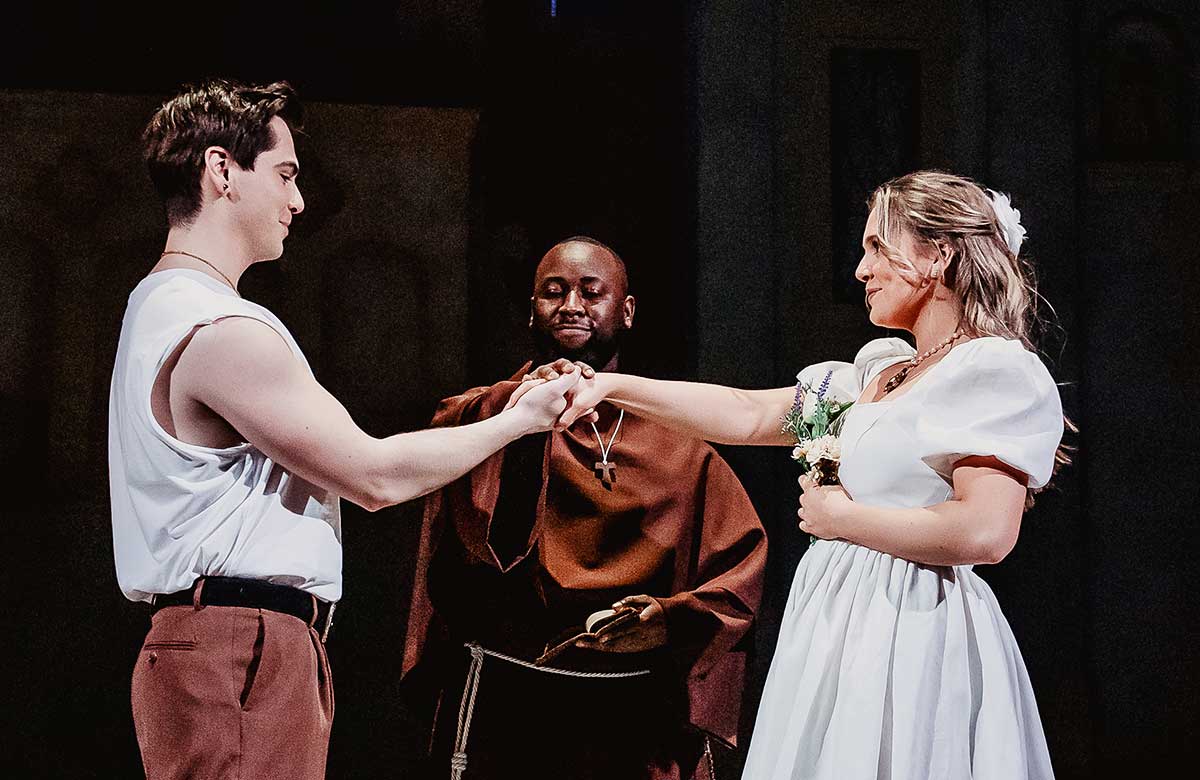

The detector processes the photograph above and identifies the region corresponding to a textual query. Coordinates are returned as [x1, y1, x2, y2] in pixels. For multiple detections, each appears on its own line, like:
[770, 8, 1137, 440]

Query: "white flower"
[987, 189, 1027, 256]
[801, 388, 817, 422]
[807, 434, 841, 463]
[792, 441, 810, 462]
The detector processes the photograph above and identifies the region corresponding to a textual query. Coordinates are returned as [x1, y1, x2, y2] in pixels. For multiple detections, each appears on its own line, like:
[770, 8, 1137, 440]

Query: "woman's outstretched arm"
[560, 372, 797, 446]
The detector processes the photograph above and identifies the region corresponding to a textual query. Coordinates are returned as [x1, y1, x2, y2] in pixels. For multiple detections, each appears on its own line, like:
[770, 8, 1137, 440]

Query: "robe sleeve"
[432, 379, 551, 569]
[656, 448, 768, 747]
[402, 371, 549, 677]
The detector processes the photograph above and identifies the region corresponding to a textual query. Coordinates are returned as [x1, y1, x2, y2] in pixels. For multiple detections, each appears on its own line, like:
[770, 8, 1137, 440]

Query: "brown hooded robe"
[403, 366, 767, 778]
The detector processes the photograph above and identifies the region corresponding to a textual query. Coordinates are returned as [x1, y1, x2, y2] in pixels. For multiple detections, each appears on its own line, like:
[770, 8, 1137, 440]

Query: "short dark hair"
[142, 79, 302, 227]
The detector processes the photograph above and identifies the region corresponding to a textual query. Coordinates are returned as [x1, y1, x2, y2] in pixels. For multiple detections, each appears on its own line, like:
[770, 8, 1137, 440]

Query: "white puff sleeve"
[916, 339, 1064, 488]
[794, 338, 913, 411]
[851, 337, 915, 391]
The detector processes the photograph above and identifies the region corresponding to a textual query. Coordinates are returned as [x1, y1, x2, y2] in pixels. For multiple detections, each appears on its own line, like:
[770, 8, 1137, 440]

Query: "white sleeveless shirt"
[108, 269, 342, 603]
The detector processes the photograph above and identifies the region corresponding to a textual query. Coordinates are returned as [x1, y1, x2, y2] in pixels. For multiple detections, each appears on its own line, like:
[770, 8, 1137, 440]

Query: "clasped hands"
[504, 358, 603, 428]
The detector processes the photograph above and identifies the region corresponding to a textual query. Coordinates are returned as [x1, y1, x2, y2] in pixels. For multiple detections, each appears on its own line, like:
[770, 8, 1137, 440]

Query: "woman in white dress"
[536, 170, 1066, 779]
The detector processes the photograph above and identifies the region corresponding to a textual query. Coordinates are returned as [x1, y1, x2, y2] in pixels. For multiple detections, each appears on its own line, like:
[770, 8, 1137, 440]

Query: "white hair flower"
[987, 189, 1026, 256]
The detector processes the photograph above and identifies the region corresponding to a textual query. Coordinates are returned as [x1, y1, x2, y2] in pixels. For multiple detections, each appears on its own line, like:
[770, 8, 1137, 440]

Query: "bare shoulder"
[191, 316, 290, 359]
[174, 316, 300, 396]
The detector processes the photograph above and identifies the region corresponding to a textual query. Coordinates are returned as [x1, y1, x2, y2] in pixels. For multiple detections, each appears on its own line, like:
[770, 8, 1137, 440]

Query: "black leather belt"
[152, 576, 337, 642]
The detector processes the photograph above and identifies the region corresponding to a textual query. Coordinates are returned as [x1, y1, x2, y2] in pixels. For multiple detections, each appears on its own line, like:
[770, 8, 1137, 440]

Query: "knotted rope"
[448, 641, 652, 778]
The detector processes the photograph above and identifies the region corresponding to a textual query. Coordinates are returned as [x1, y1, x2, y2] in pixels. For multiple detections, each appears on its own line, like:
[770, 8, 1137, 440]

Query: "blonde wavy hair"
[868, 170, 1073, 499]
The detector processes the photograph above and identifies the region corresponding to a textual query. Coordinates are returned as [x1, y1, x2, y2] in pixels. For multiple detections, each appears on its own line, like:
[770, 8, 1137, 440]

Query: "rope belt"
[449, 641, 652, 779]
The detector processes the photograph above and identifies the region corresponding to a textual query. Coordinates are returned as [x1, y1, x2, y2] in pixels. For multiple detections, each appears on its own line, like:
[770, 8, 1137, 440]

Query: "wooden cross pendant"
[594, 460, 616, 487]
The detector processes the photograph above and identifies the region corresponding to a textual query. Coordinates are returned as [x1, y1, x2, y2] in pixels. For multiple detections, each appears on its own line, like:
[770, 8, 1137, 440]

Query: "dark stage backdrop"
[1, 1, 1198, 779]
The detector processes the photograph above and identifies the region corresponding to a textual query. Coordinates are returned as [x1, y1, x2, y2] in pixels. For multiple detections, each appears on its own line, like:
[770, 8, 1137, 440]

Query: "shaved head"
[534, 237, 629, 298]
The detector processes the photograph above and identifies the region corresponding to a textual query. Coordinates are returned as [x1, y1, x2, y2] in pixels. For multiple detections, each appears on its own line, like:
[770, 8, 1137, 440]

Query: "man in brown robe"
[403, 236, 767, 780]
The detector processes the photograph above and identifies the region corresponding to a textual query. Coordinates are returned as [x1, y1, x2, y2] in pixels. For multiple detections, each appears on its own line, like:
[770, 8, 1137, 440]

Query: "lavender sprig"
[816, 369, 832, 402]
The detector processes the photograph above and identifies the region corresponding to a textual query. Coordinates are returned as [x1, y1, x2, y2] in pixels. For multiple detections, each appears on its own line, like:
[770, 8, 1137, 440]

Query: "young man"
[109, 80, 578, 780]
[404, 237, 768, 780]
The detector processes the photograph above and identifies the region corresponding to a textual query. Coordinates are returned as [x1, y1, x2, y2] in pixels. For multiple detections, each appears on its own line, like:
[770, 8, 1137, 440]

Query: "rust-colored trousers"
[131, 604, 334, 780]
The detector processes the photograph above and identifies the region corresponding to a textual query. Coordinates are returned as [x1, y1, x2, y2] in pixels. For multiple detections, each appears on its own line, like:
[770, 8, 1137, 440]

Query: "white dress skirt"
[741, 337, 1063, 780]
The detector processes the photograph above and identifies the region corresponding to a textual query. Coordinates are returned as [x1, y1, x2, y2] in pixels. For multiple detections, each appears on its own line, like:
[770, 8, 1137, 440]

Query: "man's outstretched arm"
[172, 316, 577, 511]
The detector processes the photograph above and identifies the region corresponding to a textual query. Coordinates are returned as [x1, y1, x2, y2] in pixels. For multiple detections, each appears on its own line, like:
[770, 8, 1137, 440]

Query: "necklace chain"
[882, 329, 965, 395]
[589, 408, 624, 465]
[161, 250, 239, 294]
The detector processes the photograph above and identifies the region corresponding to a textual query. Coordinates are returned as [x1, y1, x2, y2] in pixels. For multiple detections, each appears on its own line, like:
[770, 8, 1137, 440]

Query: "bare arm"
[558, 372, 797, 446]
[173, 317, 577, 512]
[799, 456, 1028, 566]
